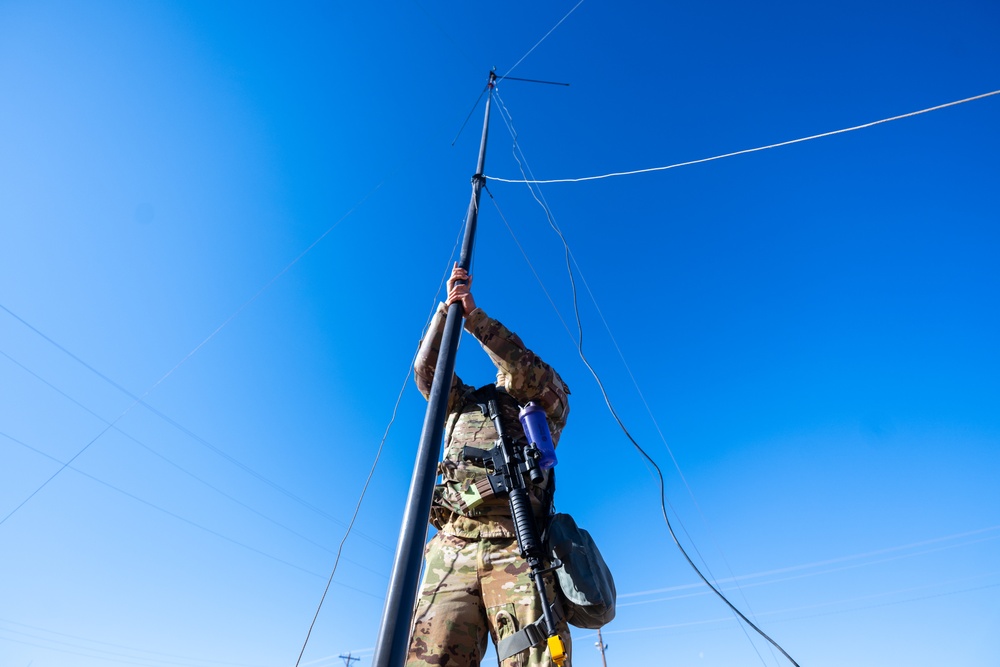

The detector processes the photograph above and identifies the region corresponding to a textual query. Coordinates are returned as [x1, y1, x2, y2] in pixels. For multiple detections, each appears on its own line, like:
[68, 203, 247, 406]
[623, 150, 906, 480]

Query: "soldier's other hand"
[447, 262, 476, 317]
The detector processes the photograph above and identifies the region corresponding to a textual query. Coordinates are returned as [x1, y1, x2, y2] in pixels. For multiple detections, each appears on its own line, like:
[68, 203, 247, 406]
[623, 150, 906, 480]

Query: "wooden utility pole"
[595, 628, 609, 667]
[339, 653, 360, 667]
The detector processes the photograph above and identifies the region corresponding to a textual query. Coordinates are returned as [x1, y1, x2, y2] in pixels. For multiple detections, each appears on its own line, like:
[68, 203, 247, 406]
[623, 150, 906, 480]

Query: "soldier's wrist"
[463, 307, 486, 332]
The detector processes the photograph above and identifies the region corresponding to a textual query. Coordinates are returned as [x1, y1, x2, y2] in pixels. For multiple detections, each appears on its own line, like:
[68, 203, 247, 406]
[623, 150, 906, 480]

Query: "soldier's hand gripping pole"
[463, 388, 567, 666]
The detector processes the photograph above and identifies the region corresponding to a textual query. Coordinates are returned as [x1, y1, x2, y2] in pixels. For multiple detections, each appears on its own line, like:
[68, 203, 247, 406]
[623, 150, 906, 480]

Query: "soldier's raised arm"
[413, 303, 448, 400]
[413, 264, 475, 404]
[464, 309, 570, 443]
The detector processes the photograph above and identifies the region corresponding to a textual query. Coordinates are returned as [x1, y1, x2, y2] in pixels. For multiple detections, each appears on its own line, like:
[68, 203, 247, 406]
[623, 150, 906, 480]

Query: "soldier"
[407, 264, 572, 667]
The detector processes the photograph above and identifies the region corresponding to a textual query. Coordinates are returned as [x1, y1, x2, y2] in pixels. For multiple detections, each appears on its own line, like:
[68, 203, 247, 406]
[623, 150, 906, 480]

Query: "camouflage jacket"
[415, 303, 570, 539]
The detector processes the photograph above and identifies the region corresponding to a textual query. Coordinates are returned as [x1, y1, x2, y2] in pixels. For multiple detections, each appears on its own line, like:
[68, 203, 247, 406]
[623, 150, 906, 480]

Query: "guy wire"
[483, 185, 575, 345]
[493, 87, 781, 664]
[294, 216, 467, 667]
[452, 84, 490, 146]
[492, 90, 797, 666]
[484, 184, 776, 666]
[498, 0, 586, 83]
[293, 361, 410, 667]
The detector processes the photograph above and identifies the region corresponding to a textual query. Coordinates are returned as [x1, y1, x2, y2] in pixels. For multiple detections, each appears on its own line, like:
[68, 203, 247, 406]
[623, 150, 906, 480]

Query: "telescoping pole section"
[371, 70, 496, 667]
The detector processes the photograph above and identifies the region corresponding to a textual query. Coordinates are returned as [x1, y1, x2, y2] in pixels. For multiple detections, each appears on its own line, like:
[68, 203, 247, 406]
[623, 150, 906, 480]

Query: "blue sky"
[1, 1, 998, 666]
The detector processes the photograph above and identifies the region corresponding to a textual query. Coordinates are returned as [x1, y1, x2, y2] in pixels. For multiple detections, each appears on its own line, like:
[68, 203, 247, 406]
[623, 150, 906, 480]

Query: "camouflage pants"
[407, 532, 571, 667]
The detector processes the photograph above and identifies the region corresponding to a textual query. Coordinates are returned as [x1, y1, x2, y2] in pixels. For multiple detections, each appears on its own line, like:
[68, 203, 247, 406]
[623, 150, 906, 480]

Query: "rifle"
[463, 385, 567, 666]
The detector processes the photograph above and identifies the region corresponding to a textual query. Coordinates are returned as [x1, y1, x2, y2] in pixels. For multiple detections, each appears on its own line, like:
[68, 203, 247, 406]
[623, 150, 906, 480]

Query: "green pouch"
[546, 512, 616, 629]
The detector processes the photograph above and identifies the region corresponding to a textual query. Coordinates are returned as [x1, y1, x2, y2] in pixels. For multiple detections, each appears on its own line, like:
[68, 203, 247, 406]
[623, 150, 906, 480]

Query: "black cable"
[293, 380, 400, 667]
[550, 221, 794, 663]
[482, 179, 800, 666]
[486, 88, 791, 663]
[574, 366, 800, 667]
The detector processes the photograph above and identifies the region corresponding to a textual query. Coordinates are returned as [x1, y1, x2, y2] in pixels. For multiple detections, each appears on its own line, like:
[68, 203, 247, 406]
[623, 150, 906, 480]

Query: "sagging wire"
[492, 90, 797, 666]
[486, 88, 1000, 184]
[497, 93, 782, 667]
[492, 87, 713, 532]
[294, 216, 467, 667]
[484, 183, 774, 667]
[492, 85, 780, 661]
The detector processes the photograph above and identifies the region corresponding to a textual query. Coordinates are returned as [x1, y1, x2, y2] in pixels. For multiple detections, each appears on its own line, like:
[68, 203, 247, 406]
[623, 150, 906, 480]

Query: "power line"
[583, 573, 1000, 639]
[0, 305, 394, 552]
[0, 617, 267, 667]
[0, 349, 388, 577]
[0, 633, 221, 667]
[618, 534, 1000, 608]
[486, 88, 1000, 184]
[595, 575, 1000, 638]
[0, 429, 387, 597]
[0, 180, 379, 526]
[0, 83, 475, 526]
[619, 525, 1000, 602]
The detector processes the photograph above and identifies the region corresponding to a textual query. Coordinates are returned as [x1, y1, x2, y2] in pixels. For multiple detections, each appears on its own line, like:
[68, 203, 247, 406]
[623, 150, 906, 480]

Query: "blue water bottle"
[519, 402, 558, 469]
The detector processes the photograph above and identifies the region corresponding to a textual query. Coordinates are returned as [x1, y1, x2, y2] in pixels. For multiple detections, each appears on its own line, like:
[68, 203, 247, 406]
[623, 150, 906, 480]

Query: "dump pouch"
[546, 513, 616, 629]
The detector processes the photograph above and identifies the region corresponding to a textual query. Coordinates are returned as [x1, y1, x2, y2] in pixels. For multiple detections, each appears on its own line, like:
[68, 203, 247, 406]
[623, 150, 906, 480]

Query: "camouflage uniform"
[407, 303, 572, 667]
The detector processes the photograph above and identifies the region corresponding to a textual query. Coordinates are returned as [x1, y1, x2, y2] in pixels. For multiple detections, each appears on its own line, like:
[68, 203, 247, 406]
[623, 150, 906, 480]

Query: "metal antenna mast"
[370, 69, 496, 667]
